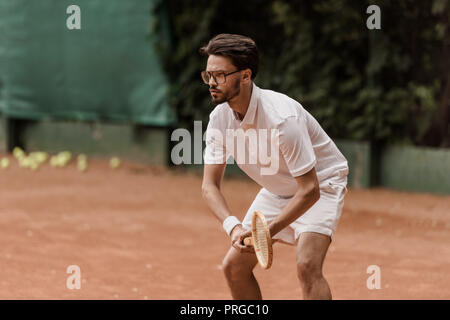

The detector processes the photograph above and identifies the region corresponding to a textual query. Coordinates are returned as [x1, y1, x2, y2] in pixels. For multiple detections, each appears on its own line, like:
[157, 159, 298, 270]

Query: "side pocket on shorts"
[333, 182, 347, 198]
[322, 180, 347, 200]
[321, 181, 339, 195]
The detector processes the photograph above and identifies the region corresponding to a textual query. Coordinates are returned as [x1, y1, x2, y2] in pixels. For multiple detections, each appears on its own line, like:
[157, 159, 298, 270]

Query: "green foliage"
[152, 0, 449, 146]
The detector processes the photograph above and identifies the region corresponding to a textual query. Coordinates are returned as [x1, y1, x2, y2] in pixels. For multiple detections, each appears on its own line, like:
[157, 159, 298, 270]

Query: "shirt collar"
[230, 82, 259, 125]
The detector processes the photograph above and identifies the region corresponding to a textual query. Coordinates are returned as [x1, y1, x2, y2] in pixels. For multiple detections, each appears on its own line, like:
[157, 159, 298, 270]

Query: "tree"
[151, 0, 450, 147]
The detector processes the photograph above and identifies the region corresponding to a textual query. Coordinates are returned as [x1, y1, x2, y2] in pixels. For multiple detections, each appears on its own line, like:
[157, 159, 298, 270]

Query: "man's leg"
[222, 246, 261, 300]
[296, 232, 332, 300]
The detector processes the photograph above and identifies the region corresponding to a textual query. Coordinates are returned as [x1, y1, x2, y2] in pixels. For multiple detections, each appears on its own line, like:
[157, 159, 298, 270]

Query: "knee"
[297, 259, 321, 284]
[222, 256, 252, 283]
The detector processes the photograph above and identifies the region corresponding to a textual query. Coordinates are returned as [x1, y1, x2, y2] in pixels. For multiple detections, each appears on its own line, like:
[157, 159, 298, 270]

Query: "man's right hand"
[230, 225, 254, 254]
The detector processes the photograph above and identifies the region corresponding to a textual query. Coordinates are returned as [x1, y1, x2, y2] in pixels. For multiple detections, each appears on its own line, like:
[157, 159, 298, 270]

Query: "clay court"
[0, 153, 449, 300]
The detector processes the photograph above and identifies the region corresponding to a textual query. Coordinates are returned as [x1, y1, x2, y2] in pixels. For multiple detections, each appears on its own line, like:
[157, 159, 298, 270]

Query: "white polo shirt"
[204, 83, 348, 197]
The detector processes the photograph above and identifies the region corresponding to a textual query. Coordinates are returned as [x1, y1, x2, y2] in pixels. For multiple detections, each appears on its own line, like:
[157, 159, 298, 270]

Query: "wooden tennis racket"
[243, 211, 273, 269]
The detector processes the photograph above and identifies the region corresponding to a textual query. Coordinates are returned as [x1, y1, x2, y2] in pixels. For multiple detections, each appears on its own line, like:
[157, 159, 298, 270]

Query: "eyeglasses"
[201, 70, 241, 84]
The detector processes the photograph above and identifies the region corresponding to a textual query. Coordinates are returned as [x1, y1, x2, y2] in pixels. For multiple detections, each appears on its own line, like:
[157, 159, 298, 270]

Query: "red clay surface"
[0, 152, 449, 299]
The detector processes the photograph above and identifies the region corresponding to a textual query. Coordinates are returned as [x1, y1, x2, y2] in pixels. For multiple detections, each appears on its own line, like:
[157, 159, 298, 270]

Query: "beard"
[211, 78, 241, 105]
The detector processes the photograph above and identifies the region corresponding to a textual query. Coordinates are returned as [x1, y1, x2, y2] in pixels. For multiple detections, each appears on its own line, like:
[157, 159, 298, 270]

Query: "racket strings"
[254, 217, 269, 264]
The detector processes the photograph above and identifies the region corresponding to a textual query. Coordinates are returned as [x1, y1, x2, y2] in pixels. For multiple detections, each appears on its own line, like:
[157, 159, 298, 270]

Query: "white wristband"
[222, 216, 241, 236]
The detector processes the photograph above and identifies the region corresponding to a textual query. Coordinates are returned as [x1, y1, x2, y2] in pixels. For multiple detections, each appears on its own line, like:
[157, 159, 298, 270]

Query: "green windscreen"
[0, 0, 175, 126]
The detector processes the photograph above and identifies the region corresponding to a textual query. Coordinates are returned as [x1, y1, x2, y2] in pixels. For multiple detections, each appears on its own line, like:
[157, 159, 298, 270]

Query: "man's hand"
[230, 225, 254, 253]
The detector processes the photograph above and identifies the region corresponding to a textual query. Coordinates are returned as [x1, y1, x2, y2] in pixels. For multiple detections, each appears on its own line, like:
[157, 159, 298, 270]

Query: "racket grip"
[243, 237, 253, 246]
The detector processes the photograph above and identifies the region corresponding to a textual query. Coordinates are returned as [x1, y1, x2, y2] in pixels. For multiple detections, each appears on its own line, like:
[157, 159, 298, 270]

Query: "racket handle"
[243, 237, 253, 246]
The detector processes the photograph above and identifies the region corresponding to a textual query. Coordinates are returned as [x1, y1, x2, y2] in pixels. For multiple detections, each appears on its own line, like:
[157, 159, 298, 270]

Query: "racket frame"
[251, 211, 273, 269]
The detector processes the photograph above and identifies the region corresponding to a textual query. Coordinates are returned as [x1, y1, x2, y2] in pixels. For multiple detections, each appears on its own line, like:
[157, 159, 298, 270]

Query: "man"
[200, 33, 348, 300]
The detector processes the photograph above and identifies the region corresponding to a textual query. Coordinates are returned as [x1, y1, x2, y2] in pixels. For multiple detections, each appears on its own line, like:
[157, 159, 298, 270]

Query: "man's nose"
[208, 76, 218, 86]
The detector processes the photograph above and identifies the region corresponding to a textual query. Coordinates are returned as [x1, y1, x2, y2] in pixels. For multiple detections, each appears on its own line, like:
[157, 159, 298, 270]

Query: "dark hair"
[199, 33, 259, 80]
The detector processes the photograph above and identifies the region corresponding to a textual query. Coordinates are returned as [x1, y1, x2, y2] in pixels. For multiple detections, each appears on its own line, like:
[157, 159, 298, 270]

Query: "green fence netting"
[0, 0, 176, 126]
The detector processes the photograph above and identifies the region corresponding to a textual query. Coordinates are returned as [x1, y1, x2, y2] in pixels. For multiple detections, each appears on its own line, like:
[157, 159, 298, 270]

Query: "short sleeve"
[278, 116, 316, 177]
[203, 115, 227, 164]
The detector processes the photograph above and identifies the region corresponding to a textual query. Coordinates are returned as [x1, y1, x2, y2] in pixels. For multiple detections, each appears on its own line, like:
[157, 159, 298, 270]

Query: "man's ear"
[242, 69, 252, 81]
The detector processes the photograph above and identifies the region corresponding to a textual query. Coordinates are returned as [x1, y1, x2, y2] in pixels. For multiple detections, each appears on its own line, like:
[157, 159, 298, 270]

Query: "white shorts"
[242, 176, 348, 245]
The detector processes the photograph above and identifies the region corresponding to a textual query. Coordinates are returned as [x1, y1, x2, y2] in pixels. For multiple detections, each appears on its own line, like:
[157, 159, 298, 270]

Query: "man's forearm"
[268, 188, 320, 237]
[202, 184, 235, 224]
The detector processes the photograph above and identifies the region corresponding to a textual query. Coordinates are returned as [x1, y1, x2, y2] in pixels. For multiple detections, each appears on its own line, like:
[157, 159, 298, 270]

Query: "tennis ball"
[16, 152, 25, 159]
[78, 162, 87, 172]
[50, 155, 60, 167]
[109, 157, 120, 169]
[0, 158, 10, 169]
[59, 151, 72, 160]
[77, 154, 88, 172]
[19, 157, 32, 168]
[53, 151, 71, 167]
[30, 161, 39, 171]
[58, 159, 67, 167]
[13, 147, 25, 159]
[30, 152, 48, 164]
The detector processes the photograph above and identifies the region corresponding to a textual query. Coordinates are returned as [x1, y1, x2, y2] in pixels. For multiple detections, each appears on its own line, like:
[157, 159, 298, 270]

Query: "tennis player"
[200, 34, 349, 300]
